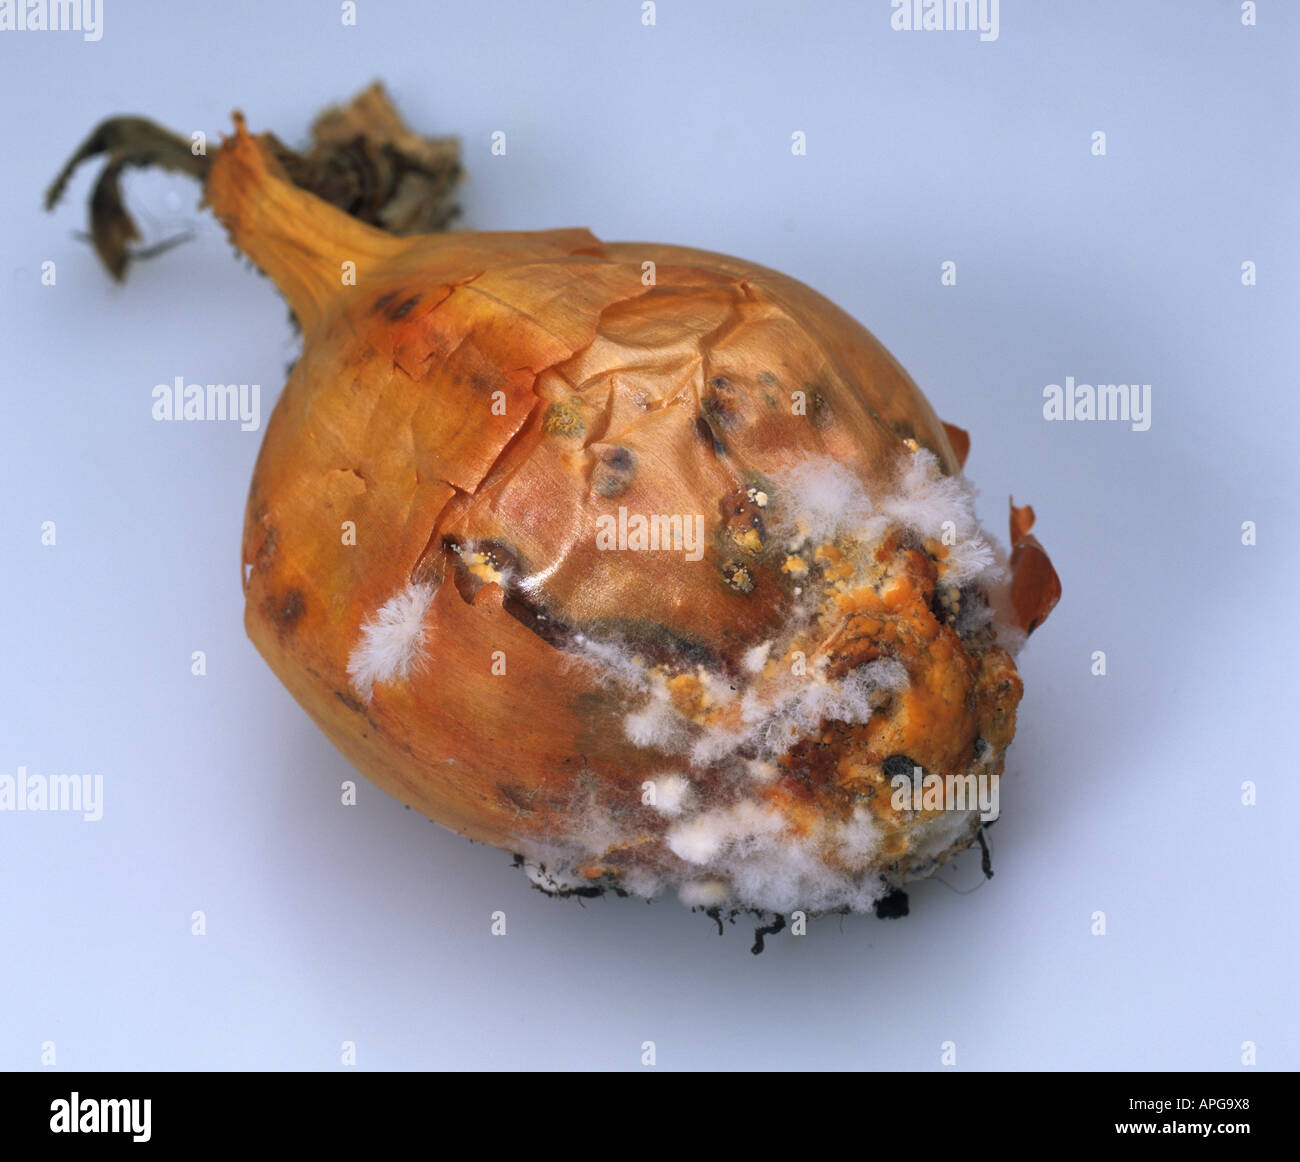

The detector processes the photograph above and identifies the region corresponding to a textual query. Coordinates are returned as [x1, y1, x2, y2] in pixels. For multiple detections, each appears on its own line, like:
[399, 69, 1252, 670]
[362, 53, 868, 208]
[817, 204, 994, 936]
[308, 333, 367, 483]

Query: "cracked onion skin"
[55, 96, 1060, 913]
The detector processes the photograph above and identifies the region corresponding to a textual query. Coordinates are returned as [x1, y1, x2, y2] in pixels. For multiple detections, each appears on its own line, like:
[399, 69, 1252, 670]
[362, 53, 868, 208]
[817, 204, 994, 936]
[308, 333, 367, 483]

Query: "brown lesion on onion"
[264, 587, 306, 635]
[581, 619, 723, 676]
[590, 444, 636, 498]
[334, 689, 367, 714]
[497, 782, 543, 817]
[442, 536, 519, 603]
[438, 527, 732, 681]
[694, 413, 726, 456]
[541, 398, 586, 438]
[807, 388, 835, 430]
[701, 375, 744, 431]
[720, 559, 756, 594]
[719, 485, 766, 556]
[388, 294, 421, 321]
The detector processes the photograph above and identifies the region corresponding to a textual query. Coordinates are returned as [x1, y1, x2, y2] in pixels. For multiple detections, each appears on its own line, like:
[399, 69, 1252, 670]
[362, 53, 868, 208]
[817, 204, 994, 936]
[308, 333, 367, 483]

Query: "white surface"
[1, 0, 1296, 1070]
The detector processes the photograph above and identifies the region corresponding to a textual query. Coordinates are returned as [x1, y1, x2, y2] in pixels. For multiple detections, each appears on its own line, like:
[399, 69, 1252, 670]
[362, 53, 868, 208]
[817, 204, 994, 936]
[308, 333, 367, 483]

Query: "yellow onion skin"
[194, 114, 1057, 912]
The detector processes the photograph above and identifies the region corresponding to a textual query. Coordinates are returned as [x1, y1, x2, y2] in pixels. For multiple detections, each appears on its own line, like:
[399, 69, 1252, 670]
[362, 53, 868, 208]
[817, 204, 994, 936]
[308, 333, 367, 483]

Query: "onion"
[49, 86, 1060, 918]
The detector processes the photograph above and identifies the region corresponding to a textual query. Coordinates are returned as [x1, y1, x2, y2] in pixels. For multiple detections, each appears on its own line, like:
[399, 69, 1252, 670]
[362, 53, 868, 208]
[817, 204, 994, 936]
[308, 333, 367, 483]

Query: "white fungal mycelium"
[344, 449, 1012, 914]
[347, 581, 438, 699]
[648, 773, 692, 816]
[517, 446, 1015, 914]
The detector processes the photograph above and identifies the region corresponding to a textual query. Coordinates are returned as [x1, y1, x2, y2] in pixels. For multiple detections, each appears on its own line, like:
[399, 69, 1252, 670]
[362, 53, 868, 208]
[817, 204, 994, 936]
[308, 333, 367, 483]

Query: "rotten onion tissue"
[49, 87, 1061, 919]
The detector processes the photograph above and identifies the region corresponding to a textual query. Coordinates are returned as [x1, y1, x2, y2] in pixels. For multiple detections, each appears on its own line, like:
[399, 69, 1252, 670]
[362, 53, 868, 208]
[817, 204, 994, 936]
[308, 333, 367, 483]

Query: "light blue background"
[1, 0, 1296, 1070]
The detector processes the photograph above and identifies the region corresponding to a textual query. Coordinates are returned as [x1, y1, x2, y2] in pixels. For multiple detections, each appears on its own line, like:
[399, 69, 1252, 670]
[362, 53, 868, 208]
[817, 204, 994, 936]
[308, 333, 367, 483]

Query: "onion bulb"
[49, 87, 1060, 919]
